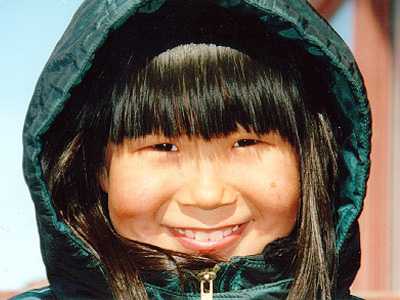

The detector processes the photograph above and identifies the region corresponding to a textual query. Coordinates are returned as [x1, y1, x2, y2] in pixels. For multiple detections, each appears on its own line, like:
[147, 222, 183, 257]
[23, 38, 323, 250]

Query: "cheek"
[106, 159, 178, 220]
[229, 151, 300, 220]
[262, 168, 300, 212]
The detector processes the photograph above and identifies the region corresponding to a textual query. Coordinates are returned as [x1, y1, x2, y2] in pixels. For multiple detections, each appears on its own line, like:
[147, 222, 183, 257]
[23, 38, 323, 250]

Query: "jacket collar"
[141, 235, 295, 298]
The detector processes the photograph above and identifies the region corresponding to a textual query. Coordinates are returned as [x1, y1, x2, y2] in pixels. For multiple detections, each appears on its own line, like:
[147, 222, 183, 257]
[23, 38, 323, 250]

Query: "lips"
[168, 223, 248, 253]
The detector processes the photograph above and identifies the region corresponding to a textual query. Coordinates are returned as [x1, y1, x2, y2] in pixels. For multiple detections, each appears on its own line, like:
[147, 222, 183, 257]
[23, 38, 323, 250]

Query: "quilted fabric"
[15, 0, 371, 299]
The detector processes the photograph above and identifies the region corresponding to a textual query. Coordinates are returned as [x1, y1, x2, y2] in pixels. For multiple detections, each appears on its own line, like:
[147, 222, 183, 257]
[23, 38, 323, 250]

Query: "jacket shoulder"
[9, 287, 55, 300]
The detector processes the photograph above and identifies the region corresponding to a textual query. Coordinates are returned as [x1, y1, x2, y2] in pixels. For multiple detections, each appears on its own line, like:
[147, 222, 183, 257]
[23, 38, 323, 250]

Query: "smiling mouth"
[168, 223, 248, 253]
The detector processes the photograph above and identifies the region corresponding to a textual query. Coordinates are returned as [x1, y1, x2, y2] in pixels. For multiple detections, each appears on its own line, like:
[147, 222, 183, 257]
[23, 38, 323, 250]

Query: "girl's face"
[101, 126, 300, 259]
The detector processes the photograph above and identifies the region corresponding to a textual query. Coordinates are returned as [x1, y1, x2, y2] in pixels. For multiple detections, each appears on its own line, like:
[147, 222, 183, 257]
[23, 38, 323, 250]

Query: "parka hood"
[20, 0, 370, 299]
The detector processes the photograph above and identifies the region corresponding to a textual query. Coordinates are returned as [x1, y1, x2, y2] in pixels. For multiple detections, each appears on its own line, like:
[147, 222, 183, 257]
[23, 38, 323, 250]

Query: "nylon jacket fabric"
[14, 0, 371, 299]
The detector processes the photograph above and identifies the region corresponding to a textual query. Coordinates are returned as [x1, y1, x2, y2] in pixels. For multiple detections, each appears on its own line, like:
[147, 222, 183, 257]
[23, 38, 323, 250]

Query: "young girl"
[15, 0, 370, 299]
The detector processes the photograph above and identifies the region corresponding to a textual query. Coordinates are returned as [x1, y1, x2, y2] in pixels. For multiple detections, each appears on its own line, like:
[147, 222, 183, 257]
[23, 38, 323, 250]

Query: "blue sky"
[0, 0, 84, 290]
[0, 0, 354, 290]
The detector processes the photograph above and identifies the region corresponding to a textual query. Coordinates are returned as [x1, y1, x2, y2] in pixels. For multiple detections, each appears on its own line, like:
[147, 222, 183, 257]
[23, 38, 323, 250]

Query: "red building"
[310, 0, 400, 299]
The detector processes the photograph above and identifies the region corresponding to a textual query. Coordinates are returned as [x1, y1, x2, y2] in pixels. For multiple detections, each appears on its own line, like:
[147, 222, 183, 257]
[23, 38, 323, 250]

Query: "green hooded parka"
[14, 0, 371, 299]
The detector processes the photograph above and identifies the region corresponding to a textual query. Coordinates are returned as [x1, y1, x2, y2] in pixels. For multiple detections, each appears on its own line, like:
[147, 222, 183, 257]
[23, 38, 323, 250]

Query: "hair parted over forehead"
[41, 5, 340, 298]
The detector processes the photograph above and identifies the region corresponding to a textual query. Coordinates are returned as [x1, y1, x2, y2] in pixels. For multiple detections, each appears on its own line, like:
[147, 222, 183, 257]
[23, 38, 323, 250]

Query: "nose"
[177, 162, 237, 210]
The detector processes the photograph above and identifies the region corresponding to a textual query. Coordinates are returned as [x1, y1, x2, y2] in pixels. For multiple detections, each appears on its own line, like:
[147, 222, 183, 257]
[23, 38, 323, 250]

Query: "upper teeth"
[175, 225, 240, 242]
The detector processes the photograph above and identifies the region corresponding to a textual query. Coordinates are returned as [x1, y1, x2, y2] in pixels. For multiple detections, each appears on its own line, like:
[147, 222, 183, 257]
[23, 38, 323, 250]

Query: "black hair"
[41, 1, 339, 299]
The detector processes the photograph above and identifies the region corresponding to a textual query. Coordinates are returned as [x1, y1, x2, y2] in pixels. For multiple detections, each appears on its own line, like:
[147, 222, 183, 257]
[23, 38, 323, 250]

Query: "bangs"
[110, 43, 304, 145]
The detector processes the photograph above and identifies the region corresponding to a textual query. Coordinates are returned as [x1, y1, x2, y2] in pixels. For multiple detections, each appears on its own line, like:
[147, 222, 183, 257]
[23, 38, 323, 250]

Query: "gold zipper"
[196, 265, 221, 300]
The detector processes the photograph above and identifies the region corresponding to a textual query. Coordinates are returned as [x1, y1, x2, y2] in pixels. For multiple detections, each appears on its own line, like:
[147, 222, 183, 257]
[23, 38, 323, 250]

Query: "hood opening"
[22, 0, 371, 299]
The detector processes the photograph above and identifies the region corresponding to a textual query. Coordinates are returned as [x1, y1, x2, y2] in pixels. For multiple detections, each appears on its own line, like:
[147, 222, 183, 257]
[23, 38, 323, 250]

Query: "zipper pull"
[197, 265, 220, 300]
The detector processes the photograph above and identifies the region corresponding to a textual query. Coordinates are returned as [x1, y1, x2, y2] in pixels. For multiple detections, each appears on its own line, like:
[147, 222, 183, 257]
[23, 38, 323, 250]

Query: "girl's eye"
[233, 139, 259, 148]
[152, 143, 178, 152]
[149, 139, 259, 152]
